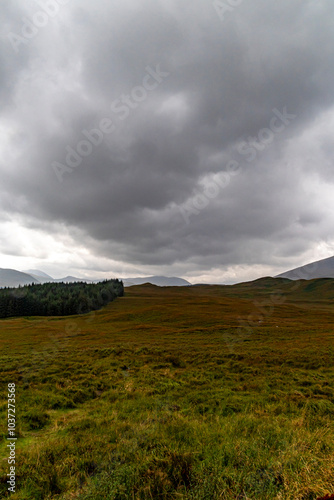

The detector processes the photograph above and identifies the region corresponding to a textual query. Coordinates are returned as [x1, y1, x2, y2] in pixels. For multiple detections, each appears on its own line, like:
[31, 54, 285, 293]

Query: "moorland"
[0, 277, 334, 499]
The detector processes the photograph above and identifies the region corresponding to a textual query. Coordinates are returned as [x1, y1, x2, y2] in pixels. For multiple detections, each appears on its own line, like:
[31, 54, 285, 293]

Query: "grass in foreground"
[0, 281, 334, 499]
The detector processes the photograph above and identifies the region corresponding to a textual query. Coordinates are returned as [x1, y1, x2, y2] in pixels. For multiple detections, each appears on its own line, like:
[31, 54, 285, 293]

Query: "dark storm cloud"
[1, 0, 334, 278]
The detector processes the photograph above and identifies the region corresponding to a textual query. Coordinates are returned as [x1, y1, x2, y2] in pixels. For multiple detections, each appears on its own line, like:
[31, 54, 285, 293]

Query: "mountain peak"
[276, 255, 334, 280]
[24, 269, 54, 279]
[0, 268, 38, 288]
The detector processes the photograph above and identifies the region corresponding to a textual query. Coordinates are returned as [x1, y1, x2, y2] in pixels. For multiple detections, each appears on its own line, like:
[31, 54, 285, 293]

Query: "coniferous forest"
[0, 279, 124, 318]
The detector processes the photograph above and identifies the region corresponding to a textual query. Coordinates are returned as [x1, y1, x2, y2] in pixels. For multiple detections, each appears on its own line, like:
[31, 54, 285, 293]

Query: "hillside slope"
[0, 268, 38, 288]
[122, 276, 191, 287]
[276, 255, 334, 280]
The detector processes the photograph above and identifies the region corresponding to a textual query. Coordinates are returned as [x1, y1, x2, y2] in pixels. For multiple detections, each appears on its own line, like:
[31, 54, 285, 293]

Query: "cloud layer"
[1, 0, 334, 282]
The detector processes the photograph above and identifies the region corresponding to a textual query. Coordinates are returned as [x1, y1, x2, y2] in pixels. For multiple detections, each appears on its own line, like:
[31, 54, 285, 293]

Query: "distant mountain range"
[24, 269, 54, 283]
[2, 256, 334, 289]
[275, 255, 334, 280]
[0, 269, 40, 288]
[0, 269, 191, 288]
[25, 269, 53, 279]
[0, 269, 91, 288]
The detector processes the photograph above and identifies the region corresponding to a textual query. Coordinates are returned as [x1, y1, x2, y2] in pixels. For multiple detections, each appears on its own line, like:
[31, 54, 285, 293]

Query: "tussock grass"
[1, 281, 334, 498]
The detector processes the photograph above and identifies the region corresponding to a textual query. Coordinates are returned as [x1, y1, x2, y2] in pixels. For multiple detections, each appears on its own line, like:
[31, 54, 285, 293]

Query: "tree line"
[0, 279, 124, 318]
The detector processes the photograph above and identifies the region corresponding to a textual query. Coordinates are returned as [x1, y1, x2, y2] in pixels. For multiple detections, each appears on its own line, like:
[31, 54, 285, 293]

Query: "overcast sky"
[1, 0, 334, 283]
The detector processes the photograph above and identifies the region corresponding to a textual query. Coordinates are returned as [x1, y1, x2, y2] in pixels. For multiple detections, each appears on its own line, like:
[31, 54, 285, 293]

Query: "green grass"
[0, 280, 334, 499]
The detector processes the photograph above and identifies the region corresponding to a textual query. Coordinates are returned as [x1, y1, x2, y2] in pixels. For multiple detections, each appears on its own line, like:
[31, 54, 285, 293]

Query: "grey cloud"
[1, 0, 334, 280]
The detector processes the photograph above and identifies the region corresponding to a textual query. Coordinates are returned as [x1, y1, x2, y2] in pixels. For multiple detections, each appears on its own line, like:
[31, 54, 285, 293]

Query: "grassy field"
[0, 279, 334, 499]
